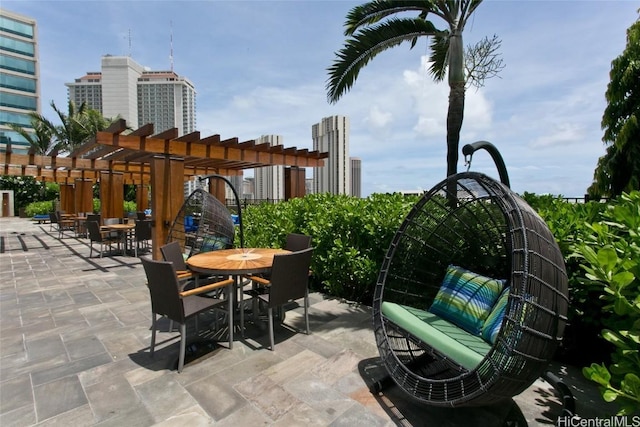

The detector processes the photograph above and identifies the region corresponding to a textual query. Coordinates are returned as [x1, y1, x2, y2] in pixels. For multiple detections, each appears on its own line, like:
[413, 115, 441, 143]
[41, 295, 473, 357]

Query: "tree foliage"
[0, 176, 57, 215]
[8, 112, 57, 155]
[326, 0, 503, 179]
[589, 17, 640, 198]
[10, 100, 116, 155]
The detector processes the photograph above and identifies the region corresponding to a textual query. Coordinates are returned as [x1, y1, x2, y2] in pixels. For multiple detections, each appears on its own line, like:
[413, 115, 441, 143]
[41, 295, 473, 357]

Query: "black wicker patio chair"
[372, 143, 570, 408]
[166, 189, 235, 257]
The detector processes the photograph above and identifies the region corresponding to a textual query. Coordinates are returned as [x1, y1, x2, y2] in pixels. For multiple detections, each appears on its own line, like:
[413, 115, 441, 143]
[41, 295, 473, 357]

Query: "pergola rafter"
[1, 119, 327, 258]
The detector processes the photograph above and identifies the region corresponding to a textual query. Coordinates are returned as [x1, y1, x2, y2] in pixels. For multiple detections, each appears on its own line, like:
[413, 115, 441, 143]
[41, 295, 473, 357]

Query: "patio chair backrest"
[135, 219, 152, 241]
[285, 233, 312, 252]
[268, 247, 314, 308]
[86, 221, 105, 242]
[160, 241, 188, 271]
[141, 258, 184, 323]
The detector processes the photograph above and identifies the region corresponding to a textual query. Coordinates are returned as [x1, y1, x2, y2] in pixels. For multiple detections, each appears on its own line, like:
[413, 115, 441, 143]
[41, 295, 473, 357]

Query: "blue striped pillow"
[481, 288, 510, 343]
[429, 265, 505, 336]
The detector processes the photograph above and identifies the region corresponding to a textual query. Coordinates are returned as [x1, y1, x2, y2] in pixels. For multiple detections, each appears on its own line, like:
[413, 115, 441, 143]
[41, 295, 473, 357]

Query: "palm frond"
[459, 0, 483, 29]
[327, 18, 441, 103]
[344, 0, 443, 36]
[428, 32, 450, 82]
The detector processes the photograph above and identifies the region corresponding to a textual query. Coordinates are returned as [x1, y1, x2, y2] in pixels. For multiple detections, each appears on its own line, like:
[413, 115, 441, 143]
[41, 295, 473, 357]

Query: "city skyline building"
[312, 115, 350, 195]
[0, 9, 39, 153]
[224, 174, 244, 202]
[350, 157, 361, 198]
[66, 55, 196, 136]
[253, 135, 285, 200]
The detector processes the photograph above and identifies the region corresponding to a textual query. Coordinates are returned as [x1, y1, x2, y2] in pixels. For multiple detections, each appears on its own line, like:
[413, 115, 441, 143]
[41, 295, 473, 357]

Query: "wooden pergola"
[0, 119, 327, 258]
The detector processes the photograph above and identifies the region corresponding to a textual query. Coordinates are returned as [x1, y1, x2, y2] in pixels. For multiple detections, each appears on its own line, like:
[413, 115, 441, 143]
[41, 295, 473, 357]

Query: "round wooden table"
[187, 248, 290, 275]
[102, 223, 136, 255]
[186, 248, 290, 348]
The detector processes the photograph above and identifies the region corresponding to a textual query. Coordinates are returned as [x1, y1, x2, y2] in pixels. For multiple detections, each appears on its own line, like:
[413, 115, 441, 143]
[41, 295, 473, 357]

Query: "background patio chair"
[48, 211, 58, 231]
[86, 220, 117, 258]
[141, 258, 233, 372]
[55, 211, 75, 239]
[285, 233, 312, 252]
[131, 219, 152, 257]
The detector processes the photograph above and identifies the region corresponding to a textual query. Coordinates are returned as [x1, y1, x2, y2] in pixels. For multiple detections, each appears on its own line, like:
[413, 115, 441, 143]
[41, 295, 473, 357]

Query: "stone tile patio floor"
[0, 217, 618, 426]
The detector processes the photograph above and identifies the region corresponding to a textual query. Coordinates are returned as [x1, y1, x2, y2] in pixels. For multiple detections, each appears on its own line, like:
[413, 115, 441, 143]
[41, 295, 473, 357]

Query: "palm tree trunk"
[446, 82, 465, 178]
[446, 32, 465, 179]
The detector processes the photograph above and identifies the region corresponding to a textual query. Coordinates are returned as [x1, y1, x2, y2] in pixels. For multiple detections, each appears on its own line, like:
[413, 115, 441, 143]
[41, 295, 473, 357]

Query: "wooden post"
[150, 156, 184, 260]
[99, 172, 124, 220]
[136, 184, 149, 211]
[59, 184, 75, 213]
[285, 166, 306, 200]
[208, 176, 226, 206]
[74, 179, 94, 214]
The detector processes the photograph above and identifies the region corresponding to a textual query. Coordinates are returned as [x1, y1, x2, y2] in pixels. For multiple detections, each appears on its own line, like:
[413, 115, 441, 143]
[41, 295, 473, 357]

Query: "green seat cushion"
[200, 235, 231, 252]
[382, 302, 491, 370]
[429, 265, 505, 336]
[482, 287, 510, 344]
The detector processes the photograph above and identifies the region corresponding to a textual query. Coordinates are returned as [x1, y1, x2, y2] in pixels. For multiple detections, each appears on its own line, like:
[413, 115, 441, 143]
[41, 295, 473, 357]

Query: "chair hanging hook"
[464, 153, 473, 172]
[461, 141, 510, 187]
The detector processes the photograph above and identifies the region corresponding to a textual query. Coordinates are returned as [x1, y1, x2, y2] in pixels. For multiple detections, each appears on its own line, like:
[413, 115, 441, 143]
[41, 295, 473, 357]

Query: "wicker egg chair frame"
[372, 169, 569, 407]
[167, 188, 235, 257]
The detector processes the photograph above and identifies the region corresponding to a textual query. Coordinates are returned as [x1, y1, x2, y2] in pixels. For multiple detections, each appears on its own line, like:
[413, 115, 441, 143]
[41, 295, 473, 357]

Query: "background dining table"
[101, 223, 136, 255]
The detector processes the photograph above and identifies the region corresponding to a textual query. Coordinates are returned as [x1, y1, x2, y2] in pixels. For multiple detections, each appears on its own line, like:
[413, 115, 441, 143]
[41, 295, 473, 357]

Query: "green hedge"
[243, 191, 638, 412]
[24, 199, 136, 216]
[525, 191, 640, 414]
[24, 201, 54, 216]
[241, 192, 416, 303]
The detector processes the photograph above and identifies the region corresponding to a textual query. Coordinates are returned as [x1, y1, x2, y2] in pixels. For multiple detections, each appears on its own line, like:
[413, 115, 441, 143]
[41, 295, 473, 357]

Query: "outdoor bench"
[32, 214, 50, 224]
[381, 301, 492, 371]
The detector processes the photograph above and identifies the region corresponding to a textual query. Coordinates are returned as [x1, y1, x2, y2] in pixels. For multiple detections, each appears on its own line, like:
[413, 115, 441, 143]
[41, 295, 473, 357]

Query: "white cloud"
[365, 105, 393, 129]
[6, 0, 636, 198]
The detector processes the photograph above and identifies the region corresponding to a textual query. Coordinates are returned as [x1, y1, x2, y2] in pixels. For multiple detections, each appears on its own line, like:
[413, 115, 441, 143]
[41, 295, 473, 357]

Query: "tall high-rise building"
[66, 55, 196, 136]
[350, 157, 361, 198]
[224, 174, 244, 201]
[312, 115, 350, 195]
[253, 135, 284, 200]
[0, 9, 39, 153]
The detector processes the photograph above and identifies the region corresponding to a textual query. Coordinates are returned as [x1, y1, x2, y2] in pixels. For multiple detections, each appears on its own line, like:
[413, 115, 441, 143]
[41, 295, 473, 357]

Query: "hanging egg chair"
[166, 188, 235, 257]
[372, 142, 569, 407]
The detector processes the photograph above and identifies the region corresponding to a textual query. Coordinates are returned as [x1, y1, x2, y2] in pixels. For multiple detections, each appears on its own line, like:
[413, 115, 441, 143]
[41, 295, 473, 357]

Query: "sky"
[3, 0, 638, 197]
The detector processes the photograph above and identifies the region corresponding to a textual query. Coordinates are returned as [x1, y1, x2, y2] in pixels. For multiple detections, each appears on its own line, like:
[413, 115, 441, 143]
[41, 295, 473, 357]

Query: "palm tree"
[78, 108, 116, 142]
[50, 100, 91, 152]
[327, 0, 483, 178]
[10, 101, 118, 155]
[9, 112, 57, 155]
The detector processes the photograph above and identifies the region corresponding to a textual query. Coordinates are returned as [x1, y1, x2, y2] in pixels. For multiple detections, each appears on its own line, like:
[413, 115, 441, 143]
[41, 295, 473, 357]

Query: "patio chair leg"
[268, 307, 275, 351]
[150, 313, 157, 357]
[304, 291, 310, 335]
[240, 287, 245, 337]
[178, 323, 186, 373]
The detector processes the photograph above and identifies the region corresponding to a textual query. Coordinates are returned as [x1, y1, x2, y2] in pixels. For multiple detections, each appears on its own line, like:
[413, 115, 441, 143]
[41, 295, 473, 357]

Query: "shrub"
[124, 200, 137, 213]
[572, 192, 640, 414]
[24, 200, 54, 216]
[242, 193, 416, 303]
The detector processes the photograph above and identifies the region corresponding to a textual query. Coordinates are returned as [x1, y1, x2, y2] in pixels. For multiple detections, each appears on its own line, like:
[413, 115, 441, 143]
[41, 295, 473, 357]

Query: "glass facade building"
[0, 9, 39, 153]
